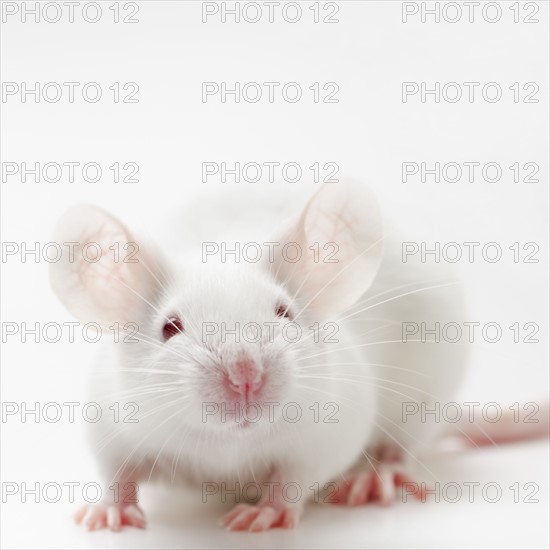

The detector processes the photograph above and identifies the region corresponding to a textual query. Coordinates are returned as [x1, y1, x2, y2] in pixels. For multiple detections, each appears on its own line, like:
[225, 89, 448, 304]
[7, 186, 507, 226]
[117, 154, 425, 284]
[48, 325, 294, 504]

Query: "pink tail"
[442, 401, 549, 450]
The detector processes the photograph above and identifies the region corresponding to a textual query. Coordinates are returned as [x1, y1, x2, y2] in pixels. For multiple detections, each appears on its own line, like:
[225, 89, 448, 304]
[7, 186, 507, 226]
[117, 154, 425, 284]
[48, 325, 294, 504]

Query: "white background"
[1, 1, 549, 548]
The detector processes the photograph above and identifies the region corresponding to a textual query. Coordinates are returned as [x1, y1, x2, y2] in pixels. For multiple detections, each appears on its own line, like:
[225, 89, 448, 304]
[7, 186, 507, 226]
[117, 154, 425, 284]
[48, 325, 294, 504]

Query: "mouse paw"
[221, 502, 302, 532]
[330, 460, 426, 506]
[74, 502, 146, 531]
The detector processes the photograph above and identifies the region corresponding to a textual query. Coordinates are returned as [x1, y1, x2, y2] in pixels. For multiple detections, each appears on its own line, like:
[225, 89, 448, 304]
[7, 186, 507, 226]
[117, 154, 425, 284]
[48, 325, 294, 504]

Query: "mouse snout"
[225, 357, 264, 398]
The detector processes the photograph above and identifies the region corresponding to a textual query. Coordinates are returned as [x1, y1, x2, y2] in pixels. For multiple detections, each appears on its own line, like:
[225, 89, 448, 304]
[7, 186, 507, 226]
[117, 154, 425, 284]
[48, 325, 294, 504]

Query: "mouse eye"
[162, 316, 184, 341]
[275, 304, 292, 320]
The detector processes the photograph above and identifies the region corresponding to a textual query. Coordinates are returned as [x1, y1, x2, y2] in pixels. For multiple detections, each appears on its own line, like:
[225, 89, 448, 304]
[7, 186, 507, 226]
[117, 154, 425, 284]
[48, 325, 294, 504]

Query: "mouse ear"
[49, 205, 166, 328]
[271, 180, 383, 318]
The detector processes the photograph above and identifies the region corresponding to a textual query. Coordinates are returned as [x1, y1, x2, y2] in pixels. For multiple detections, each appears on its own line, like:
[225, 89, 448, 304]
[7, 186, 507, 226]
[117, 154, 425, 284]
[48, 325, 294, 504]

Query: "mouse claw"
[330, 455, 427, 507]
[221, 502, 302, 532]
[74, 502, 146, 532]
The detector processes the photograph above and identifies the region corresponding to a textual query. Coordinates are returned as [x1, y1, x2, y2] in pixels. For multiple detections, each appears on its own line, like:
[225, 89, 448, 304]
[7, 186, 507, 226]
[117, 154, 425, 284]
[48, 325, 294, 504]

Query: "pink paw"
[221, 502, 302, 532]
[330, 463, 426, 506]
[74, 502, 146, 531]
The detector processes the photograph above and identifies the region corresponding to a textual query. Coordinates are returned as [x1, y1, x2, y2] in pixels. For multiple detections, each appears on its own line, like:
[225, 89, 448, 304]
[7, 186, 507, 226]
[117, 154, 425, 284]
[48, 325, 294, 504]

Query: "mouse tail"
[439, 401, 549, 450]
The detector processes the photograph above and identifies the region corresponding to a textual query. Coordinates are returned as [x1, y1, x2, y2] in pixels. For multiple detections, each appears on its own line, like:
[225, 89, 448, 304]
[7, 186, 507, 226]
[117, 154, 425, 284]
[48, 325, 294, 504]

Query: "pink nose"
[226, 359, 263, 396]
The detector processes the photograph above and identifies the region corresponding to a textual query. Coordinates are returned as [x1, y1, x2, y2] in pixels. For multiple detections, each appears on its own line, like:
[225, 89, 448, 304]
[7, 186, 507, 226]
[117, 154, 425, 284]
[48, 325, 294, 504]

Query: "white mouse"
[50, 180, 471, 531]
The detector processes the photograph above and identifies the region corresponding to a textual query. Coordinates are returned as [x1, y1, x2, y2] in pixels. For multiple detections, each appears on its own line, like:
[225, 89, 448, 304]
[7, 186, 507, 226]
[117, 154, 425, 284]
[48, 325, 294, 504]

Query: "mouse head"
[50, 181, 382, 435]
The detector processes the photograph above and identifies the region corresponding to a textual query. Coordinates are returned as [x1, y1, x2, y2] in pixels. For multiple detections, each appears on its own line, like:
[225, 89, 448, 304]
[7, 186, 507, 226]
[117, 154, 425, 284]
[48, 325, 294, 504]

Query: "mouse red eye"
[276, 304, 292, 320]
[162, 316, 184, 341]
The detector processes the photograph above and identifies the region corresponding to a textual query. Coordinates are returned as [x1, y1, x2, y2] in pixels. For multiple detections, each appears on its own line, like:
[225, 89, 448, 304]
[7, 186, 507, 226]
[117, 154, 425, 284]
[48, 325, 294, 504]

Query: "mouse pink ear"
[271, 180, 383, 318]
[49, 205, 166, 328]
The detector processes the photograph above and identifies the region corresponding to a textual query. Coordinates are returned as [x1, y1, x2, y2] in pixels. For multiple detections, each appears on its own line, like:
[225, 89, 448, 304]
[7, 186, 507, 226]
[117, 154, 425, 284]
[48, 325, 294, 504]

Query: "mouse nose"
[226, 358, 264, 397]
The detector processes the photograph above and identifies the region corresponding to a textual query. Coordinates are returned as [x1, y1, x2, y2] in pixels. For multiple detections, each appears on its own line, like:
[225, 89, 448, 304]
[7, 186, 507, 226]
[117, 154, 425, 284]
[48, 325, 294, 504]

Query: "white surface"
[1, 1, 549, 548]
[2, 441, 549, 549]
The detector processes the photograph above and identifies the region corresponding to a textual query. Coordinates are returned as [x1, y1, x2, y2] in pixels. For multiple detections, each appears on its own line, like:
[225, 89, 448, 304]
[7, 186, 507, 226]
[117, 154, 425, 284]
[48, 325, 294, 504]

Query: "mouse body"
[51, 180, 468, 531]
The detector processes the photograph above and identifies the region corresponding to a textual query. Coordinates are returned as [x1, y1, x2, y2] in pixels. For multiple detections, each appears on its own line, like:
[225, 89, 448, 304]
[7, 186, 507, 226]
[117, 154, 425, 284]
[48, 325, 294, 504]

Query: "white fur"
[50, 180, 467, 511]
